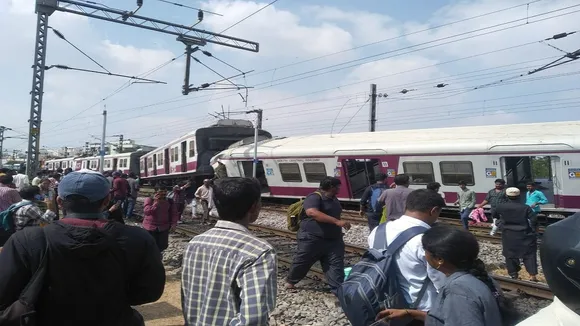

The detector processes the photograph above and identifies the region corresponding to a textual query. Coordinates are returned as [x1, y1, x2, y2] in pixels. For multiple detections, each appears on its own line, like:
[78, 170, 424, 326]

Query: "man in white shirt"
[195, 179, 213, 224]
[368, 189, 447, 312]
[517, 213, 580, 326]
[12, 169, 30, 191]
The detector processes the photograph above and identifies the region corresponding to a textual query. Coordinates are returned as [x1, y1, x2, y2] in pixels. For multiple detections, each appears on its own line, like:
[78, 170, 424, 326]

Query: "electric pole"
[99, 109, 107, 172]
[369, 84, 377, 132]
[246, 109, 263, 178]
[0, 126, 8, 168]
[112, 134, 124, 153]
[26, 0, 259, 178]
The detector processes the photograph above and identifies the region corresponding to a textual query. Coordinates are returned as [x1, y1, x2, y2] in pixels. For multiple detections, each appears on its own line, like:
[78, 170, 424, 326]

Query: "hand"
[336, 220, 351, 230]
[476, 204, 483, 209]
[359, 210, 365, 217]
[376, 309, 409, 321]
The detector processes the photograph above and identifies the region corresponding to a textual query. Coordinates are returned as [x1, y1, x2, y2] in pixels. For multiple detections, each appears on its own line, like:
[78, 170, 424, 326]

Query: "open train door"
[181, 141, 187, 173]
[152, 154, 158, 176]
[550, 156, 562, 208]
[164, 148, 170, 175]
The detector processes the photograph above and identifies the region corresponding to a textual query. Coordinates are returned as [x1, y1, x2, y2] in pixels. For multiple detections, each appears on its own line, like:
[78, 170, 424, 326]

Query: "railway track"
[174, 222, 552, 300]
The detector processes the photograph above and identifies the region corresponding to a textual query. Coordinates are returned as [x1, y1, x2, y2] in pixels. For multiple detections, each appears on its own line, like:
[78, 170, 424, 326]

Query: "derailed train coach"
[212, 120, 580, 214]
[44, 151, 147, 176]
[139, 119, 272, 186]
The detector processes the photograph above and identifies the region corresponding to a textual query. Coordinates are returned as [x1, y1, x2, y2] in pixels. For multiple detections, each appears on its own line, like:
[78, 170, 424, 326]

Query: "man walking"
[0, 170, 165, 325]
[194, 179, 212, 224]
[12, 168, 30, 191]
[124, 172, 139, 219]
[359, 173, 388, 231]
[368, 189, 447, 314]
[376, 174, 414, 222]
[182, 177, 277, 325]
[286, 177, 351, 295]
[454, 180, 476, 230]
[493, 187, 539, 282]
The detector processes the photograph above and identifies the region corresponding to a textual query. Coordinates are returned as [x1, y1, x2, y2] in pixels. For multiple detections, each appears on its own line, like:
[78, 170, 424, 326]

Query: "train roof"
[219, 120, 580, 157]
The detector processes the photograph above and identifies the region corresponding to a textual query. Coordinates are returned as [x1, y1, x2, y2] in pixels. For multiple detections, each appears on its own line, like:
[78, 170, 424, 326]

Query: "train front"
[195, 119, 271, 182]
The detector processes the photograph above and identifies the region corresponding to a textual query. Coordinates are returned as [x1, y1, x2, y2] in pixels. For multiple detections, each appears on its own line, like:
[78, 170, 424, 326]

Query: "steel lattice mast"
[26, 0, 259, 178]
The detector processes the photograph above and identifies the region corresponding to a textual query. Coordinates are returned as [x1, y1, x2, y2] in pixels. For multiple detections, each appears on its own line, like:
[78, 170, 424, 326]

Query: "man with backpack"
[359, 173, 388, 231]
[0, 170, 165, 325]
[143, 186, 179, 253]
[338, 189, 447, 326]
[286, 177, 351, 295]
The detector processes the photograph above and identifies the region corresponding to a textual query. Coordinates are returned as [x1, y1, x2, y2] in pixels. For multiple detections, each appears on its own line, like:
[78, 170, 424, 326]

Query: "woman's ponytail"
[467, 259, 523, 325]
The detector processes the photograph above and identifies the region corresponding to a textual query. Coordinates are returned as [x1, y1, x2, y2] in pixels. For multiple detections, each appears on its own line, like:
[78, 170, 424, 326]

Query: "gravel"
[131, 200, 550, 324]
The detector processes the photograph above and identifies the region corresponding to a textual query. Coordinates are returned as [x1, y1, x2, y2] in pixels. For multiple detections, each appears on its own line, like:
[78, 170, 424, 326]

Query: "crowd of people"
[0, 168, 578, 326]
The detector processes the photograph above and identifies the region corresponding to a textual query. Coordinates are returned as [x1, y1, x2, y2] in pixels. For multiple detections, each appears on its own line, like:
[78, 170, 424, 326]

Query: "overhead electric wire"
[41, 3, 580, 132]
[35, 5, 580, 142]
[217, 0, 280, 35]
[48, 26, 111, 73]
[154, 0, 223, 15]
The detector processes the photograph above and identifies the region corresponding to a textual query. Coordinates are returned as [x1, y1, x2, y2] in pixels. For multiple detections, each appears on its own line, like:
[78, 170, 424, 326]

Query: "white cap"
[506, 187, 520, 196]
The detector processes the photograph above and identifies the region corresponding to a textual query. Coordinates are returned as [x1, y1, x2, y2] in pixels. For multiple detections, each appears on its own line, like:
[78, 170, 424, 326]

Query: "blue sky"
[1, 0, 579, 154]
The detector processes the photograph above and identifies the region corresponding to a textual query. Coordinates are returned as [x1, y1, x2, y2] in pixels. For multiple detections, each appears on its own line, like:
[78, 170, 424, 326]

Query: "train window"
[89, 160, 98, 170]
[104, 160, 111, 169]
[303, 163, 328, 183]
[157, 154, 163, 166]
[403, 162, 435, 185]
[440, 161, 474, 185]
[174, 147, 179, 162]
[147, 159, 152, 169]
[279, 163, 302, 182]
[189, 141, 195, 157]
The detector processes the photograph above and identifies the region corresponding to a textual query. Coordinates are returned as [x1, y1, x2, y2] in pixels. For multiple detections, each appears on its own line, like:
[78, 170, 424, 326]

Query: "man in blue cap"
[0, 170, 165, 326]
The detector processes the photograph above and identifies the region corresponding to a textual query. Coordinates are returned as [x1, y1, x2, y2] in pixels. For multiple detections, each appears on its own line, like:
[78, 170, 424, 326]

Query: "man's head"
[375, 173, 387, 184]
[394, 174, 410, 187]
[20, 186, 41, 201]
[526, 181, 536, 192]
[319, 177, 341, 197]
[36, 171, 43, 178]
[18, 167, 26, 175]
[494, 178, 506, 190]
[213, 177, 261, 224]
[0, 174, 14, 186]
[129, 172, 136, 179]
[64, 168, 73, 175]
[154, 186, 169, 200]
[203, 179, 211, 187]
[40, 177, 51, 189]
[57, 170, 111, 215]
[540, 213, 580, 315]
[426, 182, 441, 192]
[506, 187, 520, 200]
[112, 171, 121, 178]
[405, 189, 446, 225]
[458, 180, 467, 190]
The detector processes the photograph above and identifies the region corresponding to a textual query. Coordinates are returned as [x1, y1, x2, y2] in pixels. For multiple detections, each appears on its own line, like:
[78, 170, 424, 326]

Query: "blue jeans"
[124, 197, 136, 218]
[460, 208, 472, 230]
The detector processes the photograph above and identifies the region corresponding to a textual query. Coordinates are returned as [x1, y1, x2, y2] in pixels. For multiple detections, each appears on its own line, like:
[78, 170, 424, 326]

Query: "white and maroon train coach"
[212, 120, 580, 213]
[44, 151, 144, 175]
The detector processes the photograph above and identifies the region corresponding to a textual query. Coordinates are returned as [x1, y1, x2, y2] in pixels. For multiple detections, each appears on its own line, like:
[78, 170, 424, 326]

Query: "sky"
[1, 0, 579, 154]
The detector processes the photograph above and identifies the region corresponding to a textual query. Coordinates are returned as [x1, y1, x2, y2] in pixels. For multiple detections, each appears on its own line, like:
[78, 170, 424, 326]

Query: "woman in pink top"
[143, 186, 179, 252]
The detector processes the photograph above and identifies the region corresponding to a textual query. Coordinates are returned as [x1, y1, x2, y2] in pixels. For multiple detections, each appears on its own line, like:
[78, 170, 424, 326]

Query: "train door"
[238, 160, 270, 193]
[164, 148, 170, 174]
[550, 156, 562, 207]
[501, 155, 555, 206]
[112, 158, 118, 171]
[343, 158, 381, 199]
[142, 158, 148, 177]
[152, 154, 158, 176]
[181, 141, 187, 172]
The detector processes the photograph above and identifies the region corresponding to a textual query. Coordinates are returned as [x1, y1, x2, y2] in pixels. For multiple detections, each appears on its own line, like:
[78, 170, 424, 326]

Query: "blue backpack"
[369, 185, 386, 213]
[337, 223, 431, 326]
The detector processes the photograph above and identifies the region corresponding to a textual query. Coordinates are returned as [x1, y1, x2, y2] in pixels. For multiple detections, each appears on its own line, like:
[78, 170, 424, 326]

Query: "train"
[211, 120, 580, 213]
[44, 119, 272, 186]
[44, 151, 146, 176]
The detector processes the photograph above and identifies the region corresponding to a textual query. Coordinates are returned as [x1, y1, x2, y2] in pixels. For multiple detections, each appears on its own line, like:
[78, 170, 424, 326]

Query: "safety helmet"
[540, 213, 580, 315]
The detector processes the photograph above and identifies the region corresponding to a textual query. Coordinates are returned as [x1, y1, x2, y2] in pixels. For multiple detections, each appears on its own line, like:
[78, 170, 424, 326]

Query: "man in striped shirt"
[181, 177, 277, 325]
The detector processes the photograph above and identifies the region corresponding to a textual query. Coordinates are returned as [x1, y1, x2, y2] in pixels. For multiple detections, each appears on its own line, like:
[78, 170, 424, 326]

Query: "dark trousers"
[506, 253, 538, 277]
[286, 231, 345, 295]
[124, 197, 136, 218]
[366, 212, 380, 231]
[460, 208, 472, 230]
[176, 203, 185, 220]
[148, 229, 170, 252]
[200, 199, 209, 223]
